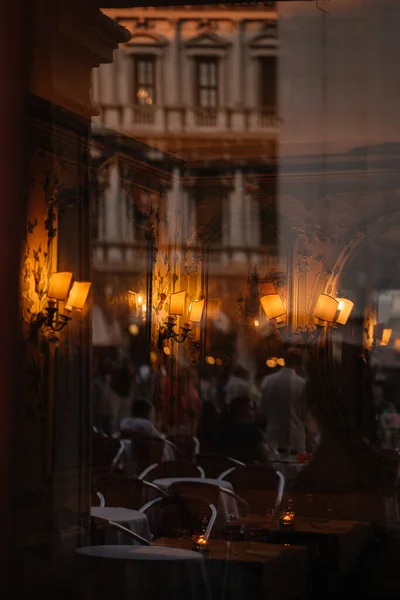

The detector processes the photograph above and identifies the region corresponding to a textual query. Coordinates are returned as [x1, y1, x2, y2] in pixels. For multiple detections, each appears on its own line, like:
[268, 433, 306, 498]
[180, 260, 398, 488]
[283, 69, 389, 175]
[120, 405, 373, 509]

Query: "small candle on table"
[279, 511, 296, 529]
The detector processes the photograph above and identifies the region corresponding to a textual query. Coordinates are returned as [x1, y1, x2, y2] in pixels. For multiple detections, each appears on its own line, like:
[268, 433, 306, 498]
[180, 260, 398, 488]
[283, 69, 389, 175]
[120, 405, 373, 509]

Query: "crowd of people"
[93, 347, 322, 463]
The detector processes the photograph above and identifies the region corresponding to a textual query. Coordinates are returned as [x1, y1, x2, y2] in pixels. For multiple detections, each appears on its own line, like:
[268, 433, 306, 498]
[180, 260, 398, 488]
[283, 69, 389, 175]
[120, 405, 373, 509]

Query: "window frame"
[259, 55, 277, 111]
[195, 56, 219, 110]
[133, 54, 157, 106]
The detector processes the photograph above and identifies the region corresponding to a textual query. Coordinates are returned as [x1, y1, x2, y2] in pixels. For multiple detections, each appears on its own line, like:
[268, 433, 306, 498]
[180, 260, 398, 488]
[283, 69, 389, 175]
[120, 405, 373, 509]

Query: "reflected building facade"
[91, 3, 284, 375]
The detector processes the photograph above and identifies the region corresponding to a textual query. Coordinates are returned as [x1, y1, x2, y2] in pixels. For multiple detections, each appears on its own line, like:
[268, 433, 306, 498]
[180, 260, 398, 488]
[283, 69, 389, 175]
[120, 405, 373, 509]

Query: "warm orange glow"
[335, 297, 354, 325]
[163, 347, 171, 356]
[189, 299, 205, 323]
[266, 357, 278, 368]
[128, 324, 139, 336]
[194, 534, 207, 546]
[277, 358, 285, 367]
[169, 291, 186, 316]
[395, 339, 400, 352]
[65, 282, 91, 311]
[381, 329, 392, 346]
[314, 294, 339, 323]
[47, 272, 73, 301]
[260, 294, 286, 320]
[279, 511, 296, 525]
[206, 356, 215, 365]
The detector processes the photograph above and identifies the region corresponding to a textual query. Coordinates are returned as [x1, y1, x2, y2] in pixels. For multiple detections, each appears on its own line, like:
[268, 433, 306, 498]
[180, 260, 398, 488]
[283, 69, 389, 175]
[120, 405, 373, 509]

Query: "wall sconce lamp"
[189, 299, 205, 323]
[160, 295, 205, 345]
[260, 292, 354, 340]
[128, 291, 147, 319]
[31, 272, 91, 335]
[161, 290, 190, 344]
[335, 298, 354, 325]
[314, 294, 354, 327]
[260, 294, 286, 321]
[381, 328, 392, 347]
[162, 316, 192, 344]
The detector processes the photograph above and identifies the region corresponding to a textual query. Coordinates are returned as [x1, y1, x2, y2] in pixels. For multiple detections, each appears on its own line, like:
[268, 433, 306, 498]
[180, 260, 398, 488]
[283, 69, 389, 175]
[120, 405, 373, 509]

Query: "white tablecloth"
[77, 545, 211, 600]
[153, 477, 239, 520]
[91, 506, 151, 544]
[78, 544, 203, 560]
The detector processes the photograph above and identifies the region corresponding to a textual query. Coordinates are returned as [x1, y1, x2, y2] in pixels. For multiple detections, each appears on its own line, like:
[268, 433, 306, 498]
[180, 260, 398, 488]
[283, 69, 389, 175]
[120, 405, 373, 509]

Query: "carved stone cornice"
[31, 0, 130, 118]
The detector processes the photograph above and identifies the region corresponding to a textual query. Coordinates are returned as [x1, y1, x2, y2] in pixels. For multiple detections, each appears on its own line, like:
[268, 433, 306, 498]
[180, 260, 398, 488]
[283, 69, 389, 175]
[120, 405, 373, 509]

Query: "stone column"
[229, 170, 246, 262]
[105, 161, 123, 263]
[117, 50, 132, 128]
[231, 20, 243, 106]
[166, 20, 181, 130]
[231, 20, 245, 130]
[165, 20, 178, 106]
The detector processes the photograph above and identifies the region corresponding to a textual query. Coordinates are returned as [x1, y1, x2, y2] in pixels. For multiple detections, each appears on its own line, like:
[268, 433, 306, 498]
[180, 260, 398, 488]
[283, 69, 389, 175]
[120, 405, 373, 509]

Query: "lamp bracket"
[30, 302, 71, 337]
[159, 317, 191, 344]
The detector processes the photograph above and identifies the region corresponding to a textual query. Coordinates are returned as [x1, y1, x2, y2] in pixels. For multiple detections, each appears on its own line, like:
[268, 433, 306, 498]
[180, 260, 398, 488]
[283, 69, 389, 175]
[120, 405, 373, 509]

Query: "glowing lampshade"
[47, 272, 73, 301]
[65, 281, 91, 311]
[395, 339, 400, 352]
[381, 328, 392, 346]
[189, 299, 205, 323]
[335, 297, 354, 325]
[169, 290, 186, 316]
[260, 294, 286, 320]
[314, 294, 339, 323]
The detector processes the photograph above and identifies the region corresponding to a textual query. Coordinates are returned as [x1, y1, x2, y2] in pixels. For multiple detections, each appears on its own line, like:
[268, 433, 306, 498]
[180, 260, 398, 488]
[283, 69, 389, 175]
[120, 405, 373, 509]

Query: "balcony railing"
[93, 103, 279, 134]
[194, 107, 218, 127]
[133, 105, 155, 125]
[92, 240, 283, 275]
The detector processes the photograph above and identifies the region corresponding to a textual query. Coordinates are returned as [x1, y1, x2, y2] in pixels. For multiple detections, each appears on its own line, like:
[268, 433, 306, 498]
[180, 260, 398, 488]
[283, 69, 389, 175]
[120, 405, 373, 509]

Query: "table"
[154, 537, 308, 600]
[152, 477, 239, 520]
[77, 545, 210, 600]
[239, 514, 373, 574]
[91, 506, 151, 545]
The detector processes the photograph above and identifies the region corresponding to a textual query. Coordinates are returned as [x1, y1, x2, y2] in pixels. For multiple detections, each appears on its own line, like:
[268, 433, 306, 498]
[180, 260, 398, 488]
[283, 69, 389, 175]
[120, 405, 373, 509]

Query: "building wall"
[12, 2, 128, 594]
[91, 6, 282, 345]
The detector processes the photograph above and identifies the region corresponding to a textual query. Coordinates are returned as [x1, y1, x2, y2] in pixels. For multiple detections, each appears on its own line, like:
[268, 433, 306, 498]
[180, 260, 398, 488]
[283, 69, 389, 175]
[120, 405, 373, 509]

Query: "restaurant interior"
[4, 0, 400, 598]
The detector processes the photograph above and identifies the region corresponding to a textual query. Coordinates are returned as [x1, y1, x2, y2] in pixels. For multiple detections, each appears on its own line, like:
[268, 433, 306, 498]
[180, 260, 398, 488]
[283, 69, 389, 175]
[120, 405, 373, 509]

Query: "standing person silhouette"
[259, 348, 308, 455]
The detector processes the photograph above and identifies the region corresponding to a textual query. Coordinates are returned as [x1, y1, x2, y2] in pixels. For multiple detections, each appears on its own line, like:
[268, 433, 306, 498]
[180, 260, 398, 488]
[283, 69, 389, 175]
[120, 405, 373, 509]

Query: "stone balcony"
[93, 103, 280, 135]
[92, 240, 283, 276]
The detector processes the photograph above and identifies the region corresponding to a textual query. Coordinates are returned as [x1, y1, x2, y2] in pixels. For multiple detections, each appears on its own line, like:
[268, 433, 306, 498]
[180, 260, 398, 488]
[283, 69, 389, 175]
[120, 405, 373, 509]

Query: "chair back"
[95, 472, 166, 510]
[92, 432, 123, 476]
[169, 480, 221, 508]
[94, 473, 139, 509]
[140, 460, 204, 482]
[130, 433, 166, 474]
[223, 464, 284, 513]
[167, 436, 199, 461]
[140, 493, 216, 539]
[196, 453, 244, 479]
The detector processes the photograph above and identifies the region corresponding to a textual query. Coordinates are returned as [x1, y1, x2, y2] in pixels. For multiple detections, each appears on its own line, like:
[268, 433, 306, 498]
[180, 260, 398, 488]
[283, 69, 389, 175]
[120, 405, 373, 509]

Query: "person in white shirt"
[259, 348, 308, 455]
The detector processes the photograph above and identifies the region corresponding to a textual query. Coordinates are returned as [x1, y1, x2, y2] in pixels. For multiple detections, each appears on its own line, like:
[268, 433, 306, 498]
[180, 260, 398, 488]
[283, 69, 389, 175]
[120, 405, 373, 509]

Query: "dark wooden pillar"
[0, 0, 29, 595]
